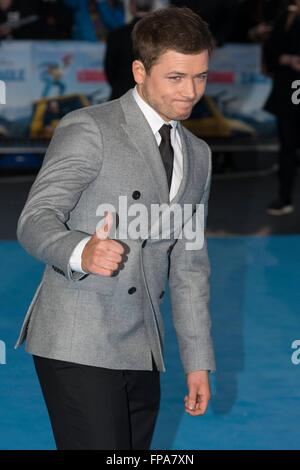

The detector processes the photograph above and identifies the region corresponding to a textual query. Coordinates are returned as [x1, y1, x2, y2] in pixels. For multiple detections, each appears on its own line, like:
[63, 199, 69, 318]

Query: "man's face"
[132, 49, 209, 122]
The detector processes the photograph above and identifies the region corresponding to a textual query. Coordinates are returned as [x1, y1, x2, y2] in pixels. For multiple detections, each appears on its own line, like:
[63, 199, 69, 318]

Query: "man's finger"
[93, 256, 119, 272]
[196, 398, 209, 414]
[96, 211, 114, 240]
[107, 239, 125, 255]
[100, 251, 123, 264]
[187, 386, 198, 410]
[185, 397, 209, 415]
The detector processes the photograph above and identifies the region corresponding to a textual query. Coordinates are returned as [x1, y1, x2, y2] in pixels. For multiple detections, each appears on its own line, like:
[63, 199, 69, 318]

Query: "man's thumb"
[96, 211, 114, 240]
[188, 387, 197, 410]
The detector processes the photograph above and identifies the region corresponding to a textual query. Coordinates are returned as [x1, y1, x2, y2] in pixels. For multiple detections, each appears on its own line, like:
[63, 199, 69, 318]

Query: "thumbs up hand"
[81, 211, 125, 276]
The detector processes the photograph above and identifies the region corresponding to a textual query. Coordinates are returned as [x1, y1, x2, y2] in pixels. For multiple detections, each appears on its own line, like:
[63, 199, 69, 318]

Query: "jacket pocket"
[49, 265, 119, 295]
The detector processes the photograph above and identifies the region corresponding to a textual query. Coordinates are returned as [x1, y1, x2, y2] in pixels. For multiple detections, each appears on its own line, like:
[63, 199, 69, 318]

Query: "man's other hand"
[184, 370, 211, 416]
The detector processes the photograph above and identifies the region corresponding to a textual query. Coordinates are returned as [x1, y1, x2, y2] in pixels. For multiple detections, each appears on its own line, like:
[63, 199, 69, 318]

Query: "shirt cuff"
[69, 236, 91, 274]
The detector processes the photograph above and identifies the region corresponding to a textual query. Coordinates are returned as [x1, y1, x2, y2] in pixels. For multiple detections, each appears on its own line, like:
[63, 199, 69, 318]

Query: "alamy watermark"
[95, 197, 205, 250]
[0, 80, 6, 105]
[291, 80, 300, 105]
[291, 340, 300, 365]
[0, 340, 6, 365]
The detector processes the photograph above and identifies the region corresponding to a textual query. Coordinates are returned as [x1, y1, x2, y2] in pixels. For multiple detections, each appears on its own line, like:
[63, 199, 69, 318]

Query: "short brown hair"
[132, 7, 214, 74]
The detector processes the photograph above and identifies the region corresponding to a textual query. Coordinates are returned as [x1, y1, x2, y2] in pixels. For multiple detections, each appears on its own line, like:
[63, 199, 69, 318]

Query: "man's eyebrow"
[166, 70, 209, 77]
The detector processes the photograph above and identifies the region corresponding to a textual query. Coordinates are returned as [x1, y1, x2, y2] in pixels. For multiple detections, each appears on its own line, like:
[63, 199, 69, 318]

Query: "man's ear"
[132, 60, 147, 85]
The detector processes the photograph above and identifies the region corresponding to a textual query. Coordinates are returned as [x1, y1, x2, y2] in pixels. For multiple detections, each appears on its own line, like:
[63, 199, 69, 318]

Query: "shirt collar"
[132, 85, 178, 136]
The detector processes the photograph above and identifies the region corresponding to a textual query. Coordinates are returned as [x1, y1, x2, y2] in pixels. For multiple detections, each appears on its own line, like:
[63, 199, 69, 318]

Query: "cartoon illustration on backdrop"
[39, 54, 73, 98]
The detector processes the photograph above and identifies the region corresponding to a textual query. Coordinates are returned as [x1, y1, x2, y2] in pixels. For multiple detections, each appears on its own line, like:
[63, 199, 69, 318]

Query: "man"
[0, 0, 40, 39]
[63, 0, 125, 41]
[105, 0, 154, 100]
[171, 0, 238, 46]
[42, 100, 63, 138]
[264, 0, 300, 215]
[37, 0, 73, 39]
[15, 7, 216, 450]
[227, 0, 288, 43]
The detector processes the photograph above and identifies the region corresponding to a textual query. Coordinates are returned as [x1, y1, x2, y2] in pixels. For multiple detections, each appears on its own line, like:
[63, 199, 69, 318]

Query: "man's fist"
[81, 212, 125, 276]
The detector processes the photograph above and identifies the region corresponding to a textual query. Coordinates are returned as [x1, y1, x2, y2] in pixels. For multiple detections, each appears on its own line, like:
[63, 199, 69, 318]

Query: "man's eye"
[198, 74, 208, 81]
[169, 77, 181, 81]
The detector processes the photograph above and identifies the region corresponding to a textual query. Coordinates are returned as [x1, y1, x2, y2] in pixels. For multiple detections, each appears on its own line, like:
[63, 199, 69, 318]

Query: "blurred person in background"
[0, 0, 40, 39]
[228, 1, 289, 78]
[170, 0, 239, 47]
[42, 100, 64, 138]
[37, 0, 73, 39]
[105, 0, 153, 100]
[248, 0, 288, 42]
[228, 0, 288, 43]
[64, 0, 125, 41]
[264, 0, 300, 215]
[98, 0, 125, 30]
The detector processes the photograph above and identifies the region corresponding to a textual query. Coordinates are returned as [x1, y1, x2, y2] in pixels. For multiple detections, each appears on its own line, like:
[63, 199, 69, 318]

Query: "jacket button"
[142, 239, 147, 248]
[159, 290, 165, 299]
[128, 287, 137, 294]
[132, 190, 141, 200]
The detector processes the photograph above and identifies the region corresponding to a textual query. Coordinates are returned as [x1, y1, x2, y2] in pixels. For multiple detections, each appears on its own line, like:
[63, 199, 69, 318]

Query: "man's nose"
[182, 80, 197, 100]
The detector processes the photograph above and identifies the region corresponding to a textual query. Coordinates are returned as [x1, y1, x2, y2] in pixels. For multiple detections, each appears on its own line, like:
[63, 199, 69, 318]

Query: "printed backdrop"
[0, 41, 275, 140]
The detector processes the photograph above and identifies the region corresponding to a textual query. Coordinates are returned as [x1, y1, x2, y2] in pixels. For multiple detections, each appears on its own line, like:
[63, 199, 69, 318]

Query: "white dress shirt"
[69, 85, 184, 273]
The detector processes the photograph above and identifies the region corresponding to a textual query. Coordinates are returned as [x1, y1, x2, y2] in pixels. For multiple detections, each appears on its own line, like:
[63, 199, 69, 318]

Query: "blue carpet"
[0, 236, 299, 449]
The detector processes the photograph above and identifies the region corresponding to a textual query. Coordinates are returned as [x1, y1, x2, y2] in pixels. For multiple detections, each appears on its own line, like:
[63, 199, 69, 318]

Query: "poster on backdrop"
[186, 43, 276, 139]
[0, 41, 275, 140]
[0, 41, 32, 139]
[0, 41, 110, 140]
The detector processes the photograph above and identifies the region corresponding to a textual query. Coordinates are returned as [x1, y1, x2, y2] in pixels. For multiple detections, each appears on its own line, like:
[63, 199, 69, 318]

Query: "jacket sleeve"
[17, 110, 103, 281]
[168, 144, 216, 374]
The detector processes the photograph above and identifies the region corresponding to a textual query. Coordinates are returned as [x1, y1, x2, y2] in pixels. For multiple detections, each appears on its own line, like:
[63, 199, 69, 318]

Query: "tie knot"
[159, 124, 172, 142]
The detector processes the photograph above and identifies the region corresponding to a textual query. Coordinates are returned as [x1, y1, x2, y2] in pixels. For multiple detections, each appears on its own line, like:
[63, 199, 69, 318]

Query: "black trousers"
[277, 110, 300, 203]
[33, 354, 160, 450]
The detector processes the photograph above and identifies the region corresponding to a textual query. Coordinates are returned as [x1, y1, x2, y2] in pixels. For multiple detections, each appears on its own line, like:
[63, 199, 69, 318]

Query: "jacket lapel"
[120, 89, 170, 205]
[119, 89, 193, 207]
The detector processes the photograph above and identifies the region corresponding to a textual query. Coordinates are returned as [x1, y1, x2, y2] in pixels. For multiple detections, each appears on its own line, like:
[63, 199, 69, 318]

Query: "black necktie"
[158, 124, 174, 191]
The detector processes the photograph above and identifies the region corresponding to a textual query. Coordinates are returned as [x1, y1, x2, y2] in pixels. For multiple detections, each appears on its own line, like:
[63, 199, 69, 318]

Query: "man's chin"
[175, 111, 192, 121]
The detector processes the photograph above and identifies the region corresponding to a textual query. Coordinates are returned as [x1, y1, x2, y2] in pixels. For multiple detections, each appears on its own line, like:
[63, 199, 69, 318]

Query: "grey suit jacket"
[15, 88, 216, 374]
